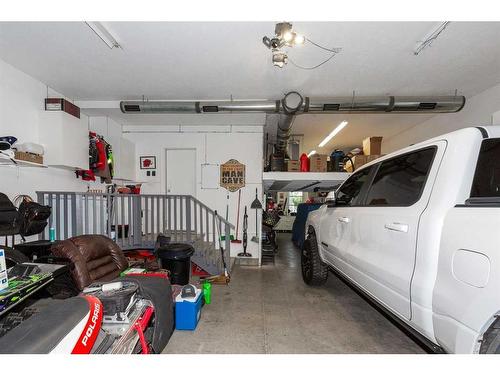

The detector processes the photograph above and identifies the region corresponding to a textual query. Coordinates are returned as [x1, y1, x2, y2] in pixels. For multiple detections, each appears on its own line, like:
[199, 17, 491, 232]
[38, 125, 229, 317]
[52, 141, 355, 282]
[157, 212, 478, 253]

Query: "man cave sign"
[220, 159, 246, 192]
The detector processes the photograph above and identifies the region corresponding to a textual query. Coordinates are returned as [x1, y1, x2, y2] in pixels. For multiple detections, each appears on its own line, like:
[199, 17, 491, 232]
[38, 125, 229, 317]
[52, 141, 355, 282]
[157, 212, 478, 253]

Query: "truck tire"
[301, 231, 328, 286]
[480, 316, 500, 353]
[1, 246, 29, 268]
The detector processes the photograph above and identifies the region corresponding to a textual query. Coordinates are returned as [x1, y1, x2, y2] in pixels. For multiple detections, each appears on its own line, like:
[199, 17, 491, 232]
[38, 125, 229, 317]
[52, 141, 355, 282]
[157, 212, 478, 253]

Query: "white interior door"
[165, 149, 196, 196]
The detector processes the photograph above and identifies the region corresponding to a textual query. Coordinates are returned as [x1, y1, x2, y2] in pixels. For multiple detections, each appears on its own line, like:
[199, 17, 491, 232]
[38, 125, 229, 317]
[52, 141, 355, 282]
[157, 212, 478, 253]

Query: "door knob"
[337, 217, 350, 223]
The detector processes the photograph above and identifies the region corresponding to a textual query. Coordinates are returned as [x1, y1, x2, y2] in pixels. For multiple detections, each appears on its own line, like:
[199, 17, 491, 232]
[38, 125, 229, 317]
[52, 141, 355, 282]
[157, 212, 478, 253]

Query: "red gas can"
[300, 153, 310, 172]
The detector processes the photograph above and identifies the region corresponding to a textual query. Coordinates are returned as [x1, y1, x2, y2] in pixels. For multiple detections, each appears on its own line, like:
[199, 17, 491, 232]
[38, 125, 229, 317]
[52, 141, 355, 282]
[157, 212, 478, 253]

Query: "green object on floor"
[203, 282, 212, 305]
[220, 234, 234, 241]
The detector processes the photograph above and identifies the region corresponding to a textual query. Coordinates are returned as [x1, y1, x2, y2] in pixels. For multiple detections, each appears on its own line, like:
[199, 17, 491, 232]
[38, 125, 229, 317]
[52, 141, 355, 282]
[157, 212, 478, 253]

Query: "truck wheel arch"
[476, 312, 500, 354]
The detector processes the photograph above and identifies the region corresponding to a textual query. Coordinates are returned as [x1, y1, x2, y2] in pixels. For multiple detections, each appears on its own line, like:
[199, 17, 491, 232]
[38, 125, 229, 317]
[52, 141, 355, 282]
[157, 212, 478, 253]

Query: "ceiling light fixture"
[283, 30, 294, 43]
[307, 150, 317, 157]
[272, 51, 288, 68]
[262, 22, 341, 70]
[85, 22, 121, 49]
[318, 121, 348, 148]
[262, 22, 305, 68]
[294, 34, 305, 45]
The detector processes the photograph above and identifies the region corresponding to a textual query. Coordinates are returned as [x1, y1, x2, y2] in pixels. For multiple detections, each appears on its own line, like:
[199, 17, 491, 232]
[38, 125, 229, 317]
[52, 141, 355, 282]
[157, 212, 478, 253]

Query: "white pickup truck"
[302, 126, 500, 354]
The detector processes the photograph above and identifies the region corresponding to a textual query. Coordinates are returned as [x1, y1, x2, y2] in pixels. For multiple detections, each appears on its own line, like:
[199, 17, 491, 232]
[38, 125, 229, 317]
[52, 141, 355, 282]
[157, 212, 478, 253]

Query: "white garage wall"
[0, 58, 106, 201]
[382, 82, 500, 154]
[0, 58, 139, 203]
[123, 124, 264, 261]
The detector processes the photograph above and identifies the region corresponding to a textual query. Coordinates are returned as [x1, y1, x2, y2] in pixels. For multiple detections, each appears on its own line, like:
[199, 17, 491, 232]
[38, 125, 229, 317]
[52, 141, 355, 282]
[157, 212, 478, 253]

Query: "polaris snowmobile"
[0, 276, 173, 354]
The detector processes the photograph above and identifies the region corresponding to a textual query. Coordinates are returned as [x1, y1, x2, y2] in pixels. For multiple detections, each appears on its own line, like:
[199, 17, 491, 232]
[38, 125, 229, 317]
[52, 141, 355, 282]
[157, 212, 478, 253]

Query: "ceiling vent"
[323, 104, 341, 111]
[122, 104, 141, 112]
[418, 102, 437, 110]
[202, 106, 219, 113]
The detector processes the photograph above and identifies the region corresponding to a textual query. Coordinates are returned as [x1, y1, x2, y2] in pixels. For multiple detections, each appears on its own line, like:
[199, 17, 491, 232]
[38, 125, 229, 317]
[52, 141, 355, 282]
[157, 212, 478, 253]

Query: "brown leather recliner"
[51, 235, 129, 291]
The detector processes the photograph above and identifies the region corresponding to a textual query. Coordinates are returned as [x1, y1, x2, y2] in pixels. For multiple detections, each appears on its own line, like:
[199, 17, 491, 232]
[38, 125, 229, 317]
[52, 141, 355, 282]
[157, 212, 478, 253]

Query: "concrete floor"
[163, 233, 425, 354]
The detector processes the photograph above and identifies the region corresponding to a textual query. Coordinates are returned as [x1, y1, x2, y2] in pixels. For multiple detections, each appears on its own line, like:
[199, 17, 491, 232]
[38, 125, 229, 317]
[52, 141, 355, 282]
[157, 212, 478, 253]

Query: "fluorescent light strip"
[85, 22, 121, 49]
[307, 150, 317, 157]
[318, 121, 348, 148]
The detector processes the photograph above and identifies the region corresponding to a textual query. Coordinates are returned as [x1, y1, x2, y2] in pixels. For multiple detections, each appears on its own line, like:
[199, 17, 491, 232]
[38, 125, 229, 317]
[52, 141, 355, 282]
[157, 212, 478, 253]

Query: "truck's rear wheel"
[301, 232, 328, 286]
[480, 316, 500, 353]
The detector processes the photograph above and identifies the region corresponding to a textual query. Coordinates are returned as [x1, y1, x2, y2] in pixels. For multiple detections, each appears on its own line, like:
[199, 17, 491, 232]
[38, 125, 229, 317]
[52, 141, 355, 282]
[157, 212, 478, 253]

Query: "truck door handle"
[384, 222, 409, 233]
[337, 217, 351, 223]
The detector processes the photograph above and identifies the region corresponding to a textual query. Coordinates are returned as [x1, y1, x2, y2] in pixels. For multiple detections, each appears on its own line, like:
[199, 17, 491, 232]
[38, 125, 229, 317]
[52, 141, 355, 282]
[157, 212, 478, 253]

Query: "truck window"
[470, 138, 500, 198]
[363, 147, 436, 206]
[336, 166, 373, 206]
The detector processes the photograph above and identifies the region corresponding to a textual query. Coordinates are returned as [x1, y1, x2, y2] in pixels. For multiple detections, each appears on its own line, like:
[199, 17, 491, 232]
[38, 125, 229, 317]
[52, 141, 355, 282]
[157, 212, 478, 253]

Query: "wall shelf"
[112, 177, 146, 184]
[0, 155, 48, 168]
[49, 165, 83, 171]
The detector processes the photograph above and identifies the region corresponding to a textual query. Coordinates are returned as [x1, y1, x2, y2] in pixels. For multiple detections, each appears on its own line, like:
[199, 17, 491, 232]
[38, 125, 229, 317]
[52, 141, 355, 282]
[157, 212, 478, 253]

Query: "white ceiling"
[1, 21, 500, 151]
[289, 113, 434, 153]
[1, 21, 500, 100]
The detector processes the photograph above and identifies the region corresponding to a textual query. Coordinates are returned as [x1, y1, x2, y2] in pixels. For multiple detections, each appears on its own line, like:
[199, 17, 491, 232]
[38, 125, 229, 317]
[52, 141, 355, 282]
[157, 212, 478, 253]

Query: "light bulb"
[294, 34, 305, 45]
[283, 31, 294, 43]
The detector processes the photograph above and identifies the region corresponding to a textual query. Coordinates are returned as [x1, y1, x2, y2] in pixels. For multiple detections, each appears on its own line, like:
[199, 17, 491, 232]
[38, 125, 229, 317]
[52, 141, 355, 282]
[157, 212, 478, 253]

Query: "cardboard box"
[286, 160, 300, 172]
[14, 151, 43, 165]
[363, 136, 383, 155]
[309, 154, 328, 172]
[344, 154, 383, 173]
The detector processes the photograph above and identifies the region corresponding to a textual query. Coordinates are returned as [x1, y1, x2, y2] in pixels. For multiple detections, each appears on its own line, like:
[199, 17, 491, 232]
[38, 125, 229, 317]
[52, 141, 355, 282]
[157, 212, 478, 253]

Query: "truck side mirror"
[325, 191, 336, 207]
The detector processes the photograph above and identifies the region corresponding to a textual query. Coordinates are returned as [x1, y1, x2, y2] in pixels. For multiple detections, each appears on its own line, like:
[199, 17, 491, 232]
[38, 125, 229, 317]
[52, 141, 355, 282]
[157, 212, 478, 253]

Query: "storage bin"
[157, 243, 194, 285]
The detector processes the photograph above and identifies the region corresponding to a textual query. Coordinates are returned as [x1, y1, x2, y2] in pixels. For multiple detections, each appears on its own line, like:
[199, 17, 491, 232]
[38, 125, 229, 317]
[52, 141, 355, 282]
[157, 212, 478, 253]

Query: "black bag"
[0, 193, 20, 236]
[18, 199, 51, 238]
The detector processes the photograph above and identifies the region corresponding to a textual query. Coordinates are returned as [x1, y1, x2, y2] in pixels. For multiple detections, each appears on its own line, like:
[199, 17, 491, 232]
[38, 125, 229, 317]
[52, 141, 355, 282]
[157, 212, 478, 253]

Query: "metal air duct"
[120, 93, 465, 154]
[305, 95, 465, 113]
[120, 100, 280, 114]
[274, 91, 304, 154]
[120, 94, 465, 114]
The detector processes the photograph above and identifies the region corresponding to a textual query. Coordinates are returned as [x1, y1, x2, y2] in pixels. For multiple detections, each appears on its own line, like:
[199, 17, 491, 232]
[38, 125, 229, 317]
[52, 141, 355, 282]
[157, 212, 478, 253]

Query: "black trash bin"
[156, 243, 195, 285]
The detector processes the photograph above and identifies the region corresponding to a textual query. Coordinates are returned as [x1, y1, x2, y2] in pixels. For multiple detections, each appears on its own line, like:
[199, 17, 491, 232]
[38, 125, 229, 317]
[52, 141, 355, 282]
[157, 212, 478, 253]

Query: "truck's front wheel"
[301, 231, 328, 286]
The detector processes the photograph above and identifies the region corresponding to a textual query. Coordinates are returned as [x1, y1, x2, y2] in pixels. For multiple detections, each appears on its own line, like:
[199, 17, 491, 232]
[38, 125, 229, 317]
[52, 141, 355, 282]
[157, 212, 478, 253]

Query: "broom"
[220, 193, 234, 241]
[231, 189, 242, 244]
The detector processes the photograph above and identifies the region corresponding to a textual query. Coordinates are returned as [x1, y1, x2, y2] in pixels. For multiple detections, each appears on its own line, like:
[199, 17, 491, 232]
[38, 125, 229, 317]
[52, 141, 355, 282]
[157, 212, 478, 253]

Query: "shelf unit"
[39, 111, 88, 170]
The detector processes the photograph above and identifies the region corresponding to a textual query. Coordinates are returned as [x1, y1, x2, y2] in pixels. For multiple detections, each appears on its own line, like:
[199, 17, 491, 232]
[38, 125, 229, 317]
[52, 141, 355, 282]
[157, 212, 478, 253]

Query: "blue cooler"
[175, 288, 203, 330]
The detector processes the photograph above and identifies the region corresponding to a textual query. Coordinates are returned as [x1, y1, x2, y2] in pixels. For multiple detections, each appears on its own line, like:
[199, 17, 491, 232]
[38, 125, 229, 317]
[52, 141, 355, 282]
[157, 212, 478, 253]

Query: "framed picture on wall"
[140, 156, 156, 169]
